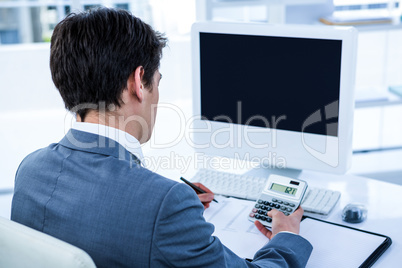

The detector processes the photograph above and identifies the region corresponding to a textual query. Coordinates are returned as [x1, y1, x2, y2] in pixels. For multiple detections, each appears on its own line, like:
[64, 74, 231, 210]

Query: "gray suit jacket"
[11, 129, 312, 267]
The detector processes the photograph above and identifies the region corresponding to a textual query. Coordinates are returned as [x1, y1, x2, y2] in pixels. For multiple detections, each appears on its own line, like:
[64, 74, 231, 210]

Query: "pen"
[180, 177, 218, 203]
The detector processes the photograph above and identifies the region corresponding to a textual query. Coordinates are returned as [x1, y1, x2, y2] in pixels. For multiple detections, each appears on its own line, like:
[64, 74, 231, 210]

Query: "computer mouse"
[342, 203, 367, 223]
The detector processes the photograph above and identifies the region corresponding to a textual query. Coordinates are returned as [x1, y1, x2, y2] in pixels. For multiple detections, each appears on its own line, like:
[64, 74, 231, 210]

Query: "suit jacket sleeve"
[151, 183, 312, 267]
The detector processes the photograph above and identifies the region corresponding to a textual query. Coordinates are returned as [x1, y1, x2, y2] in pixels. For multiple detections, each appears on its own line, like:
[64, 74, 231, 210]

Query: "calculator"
[248, 174, 308, 227]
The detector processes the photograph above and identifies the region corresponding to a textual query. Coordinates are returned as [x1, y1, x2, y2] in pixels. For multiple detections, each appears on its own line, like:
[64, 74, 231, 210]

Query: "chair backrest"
[0, 216, 96, 268]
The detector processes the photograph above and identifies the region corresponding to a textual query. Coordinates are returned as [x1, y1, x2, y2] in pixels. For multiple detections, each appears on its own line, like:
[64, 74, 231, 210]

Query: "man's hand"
[254, 207, 304, 239]
[192, 182, 215, 209]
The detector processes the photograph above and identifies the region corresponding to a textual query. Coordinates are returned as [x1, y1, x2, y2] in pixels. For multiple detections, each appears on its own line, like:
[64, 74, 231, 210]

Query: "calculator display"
[270, 183, 297, 196]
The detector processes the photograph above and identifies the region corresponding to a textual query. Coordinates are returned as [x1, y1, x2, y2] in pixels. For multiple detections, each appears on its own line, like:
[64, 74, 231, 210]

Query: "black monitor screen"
[199, 32, 342, 137]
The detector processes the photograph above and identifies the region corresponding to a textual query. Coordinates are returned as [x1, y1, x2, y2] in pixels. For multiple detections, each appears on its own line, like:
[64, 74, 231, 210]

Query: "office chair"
[0, 216, 96, 268]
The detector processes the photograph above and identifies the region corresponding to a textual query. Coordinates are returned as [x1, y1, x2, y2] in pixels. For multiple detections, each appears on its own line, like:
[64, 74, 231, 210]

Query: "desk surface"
[144, 141, 401, 267]
[297, 170, 401, 268]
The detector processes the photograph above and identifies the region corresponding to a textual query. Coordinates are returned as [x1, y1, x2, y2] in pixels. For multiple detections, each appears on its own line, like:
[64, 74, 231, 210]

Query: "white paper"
[204, 196, 268, 259]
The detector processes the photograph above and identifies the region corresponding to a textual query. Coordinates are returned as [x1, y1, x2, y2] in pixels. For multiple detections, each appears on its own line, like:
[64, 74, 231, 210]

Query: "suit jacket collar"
[59, 129, 134, 162]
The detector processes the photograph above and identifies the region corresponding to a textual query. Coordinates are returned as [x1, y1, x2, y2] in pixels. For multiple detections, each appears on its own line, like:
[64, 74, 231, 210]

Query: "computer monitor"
[191, 22, 357, 175]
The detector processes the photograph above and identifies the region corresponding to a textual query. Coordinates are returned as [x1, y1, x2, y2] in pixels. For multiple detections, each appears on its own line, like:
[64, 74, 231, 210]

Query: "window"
[333, 0, 401, 14]
[0, 0, 152, 44]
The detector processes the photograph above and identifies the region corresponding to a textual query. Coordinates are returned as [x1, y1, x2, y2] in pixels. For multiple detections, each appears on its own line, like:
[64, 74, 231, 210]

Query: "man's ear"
[128, 66, 145, 102]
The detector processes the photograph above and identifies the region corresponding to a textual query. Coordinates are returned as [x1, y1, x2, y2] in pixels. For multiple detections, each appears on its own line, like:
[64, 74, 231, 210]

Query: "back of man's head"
[50, 7, 167, 120]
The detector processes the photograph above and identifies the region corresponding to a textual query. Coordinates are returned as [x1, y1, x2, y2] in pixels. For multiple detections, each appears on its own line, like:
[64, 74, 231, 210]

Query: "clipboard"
[204, 197, 392, 267]
[300, 216, 392, 268]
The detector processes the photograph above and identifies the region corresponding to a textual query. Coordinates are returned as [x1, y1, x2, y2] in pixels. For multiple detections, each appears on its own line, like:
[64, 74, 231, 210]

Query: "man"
[11, 7, 312, 267]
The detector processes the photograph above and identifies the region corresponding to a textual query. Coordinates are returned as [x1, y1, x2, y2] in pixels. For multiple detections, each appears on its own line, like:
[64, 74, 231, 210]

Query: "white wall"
[0, 43, 68, 188]
[0, 43, 64, 112]
[0, 37, 192, 189]
[353, 30, 402, 151]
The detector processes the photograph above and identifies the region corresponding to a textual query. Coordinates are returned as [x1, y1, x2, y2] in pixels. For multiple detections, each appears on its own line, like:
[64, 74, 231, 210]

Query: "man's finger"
[193, 182, 213, 194]
[198, 193, 214, 203]
[254, 220, 272, 239]
[293, 206, 304, 216]
[267, 209, 281, 218]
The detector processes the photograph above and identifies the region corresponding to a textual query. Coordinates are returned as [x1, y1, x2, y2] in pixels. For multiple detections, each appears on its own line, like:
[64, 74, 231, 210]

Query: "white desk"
[145, 141, 401, 267]
[296, 170, 401, 268]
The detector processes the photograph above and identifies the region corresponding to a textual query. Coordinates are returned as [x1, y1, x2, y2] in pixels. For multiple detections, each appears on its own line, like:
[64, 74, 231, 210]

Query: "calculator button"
[289, 203, 295, 207]
[267, 207, 272, 211]
[263, 201, 270, 206]
[258, 200, 263, 204]
[258, 210, 266, 215]
[274, 204, 280, 209]
[255, 214, 261, 219]
[286, 208, 292, 212]
[260, 216, 267, 221]
[255, 204, 261, 209]
[272, 198, 277, 202]
[261, 205, 268, 210]
[280, 206, 286, 210]
[252, 208, 258, 213]
[277, 200, 283, 204]
[249, 213, 255, 218]
[284, 202, 289, 206]
[266, 217, 272, 223]
[284, 212, 290, 216]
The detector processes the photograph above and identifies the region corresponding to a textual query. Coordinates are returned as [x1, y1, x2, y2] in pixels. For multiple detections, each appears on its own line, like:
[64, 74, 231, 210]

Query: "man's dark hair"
[50, 7, 167, 120]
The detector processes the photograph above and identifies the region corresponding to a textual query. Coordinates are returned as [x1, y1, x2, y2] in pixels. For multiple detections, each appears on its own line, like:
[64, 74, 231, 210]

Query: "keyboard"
[191, 168, 341, 216]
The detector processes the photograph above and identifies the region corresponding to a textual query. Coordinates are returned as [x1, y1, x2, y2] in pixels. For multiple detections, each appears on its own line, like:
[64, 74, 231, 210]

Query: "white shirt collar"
[72, 122, 145, 166]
